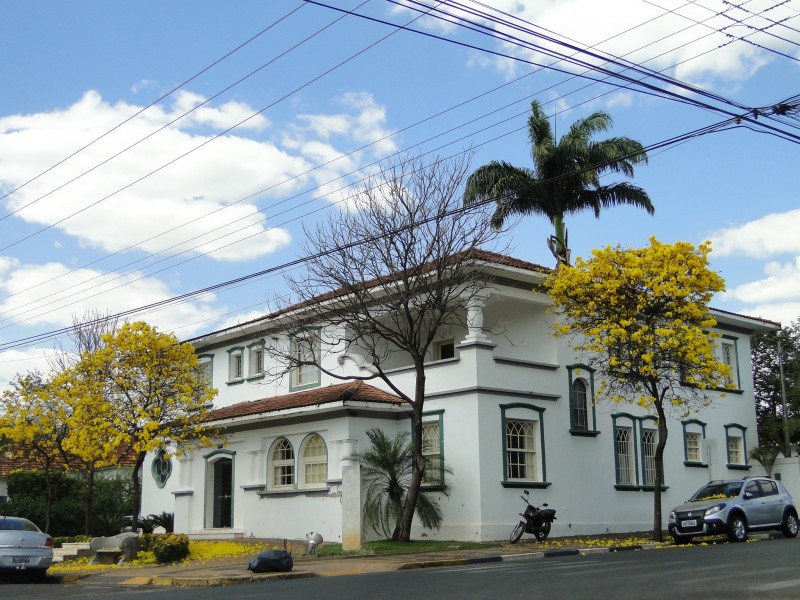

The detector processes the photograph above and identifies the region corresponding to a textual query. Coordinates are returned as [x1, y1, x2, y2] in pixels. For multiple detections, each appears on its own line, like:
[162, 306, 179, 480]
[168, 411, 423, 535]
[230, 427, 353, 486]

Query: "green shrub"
[138, 533, 155, 552]
[150, 533, 190, 563]
[5, 471, 83, 536]
[52, 535, 92, 548]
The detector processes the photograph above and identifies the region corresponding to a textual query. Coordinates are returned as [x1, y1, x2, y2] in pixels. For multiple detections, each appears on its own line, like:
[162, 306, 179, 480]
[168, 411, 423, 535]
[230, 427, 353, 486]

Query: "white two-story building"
[141, 252, 780, 543]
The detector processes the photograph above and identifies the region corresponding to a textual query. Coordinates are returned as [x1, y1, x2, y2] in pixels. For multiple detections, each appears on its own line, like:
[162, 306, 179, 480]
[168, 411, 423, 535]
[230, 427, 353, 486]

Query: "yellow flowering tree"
[547, 237, 731, 541]
[0, 372, 68, 533]
[72, 321, 219, 531]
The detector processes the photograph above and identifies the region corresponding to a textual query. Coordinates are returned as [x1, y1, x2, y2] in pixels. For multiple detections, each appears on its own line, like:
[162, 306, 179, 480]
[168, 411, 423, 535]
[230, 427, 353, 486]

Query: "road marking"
[750, 579, 800, 592]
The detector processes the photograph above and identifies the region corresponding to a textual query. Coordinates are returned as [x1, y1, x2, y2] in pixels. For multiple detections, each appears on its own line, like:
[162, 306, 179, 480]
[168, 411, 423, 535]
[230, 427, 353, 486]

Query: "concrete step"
[53, 542, 92, 563]
[187, 528, 245, 540]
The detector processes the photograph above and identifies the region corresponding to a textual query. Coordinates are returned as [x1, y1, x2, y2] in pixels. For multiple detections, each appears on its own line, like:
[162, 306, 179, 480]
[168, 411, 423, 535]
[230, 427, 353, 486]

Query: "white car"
[0, 516, 54, 579]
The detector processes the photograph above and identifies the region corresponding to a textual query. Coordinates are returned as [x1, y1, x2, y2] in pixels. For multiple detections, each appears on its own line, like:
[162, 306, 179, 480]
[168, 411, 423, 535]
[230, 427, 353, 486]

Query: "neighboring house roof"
[205, 380, 404, 424]
[0, 445, 139, 477]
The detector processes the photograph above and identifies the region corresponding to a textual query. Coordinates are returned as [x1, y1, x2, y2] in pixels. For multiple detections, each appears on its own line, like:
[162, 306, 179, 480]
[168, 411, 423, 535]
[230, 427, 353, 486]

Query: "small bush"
[53, 535, 92, 548]
[138, 533, 155, 552]
[150, 533, 190, 563]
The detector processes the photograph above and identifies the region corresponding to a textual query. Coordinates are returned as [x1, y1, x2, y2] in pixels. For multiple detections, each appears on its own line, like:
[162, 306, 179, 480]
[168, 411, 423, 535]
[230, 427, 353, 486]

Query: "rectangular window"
[728, 435, 743, 464]
[249, 347, 264, 377]
[616, 427, 634, 485]
[291, 331, 320, 389]
[642, 429, 657, 485]
[433, 339, 455, 361]
[686, 432, 702, 462]
[229, 352, 243, 381]
[422, 421, 443, 486]
[721, 341, 738, 387]
[198, 361, 213, 386]
[572, 379, 588, 430]
[506, 420, 537, 481]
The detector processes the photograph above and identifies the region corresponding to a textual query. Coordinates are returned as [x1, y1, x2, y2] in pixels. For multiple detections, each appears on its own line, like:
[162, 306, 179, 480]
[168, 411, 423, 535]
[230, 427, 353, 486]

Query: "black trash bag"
[247, 549, 293, 573]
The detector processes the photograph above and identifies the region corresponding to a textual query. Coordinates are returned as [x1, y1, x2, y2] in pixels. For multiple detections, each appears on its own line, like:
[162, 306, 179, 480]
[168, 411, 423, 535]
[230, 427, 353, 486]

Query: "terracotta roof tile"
[0, 446, 138, 476]
[206, 380, 404, 423]
[187, 250, 551, 342]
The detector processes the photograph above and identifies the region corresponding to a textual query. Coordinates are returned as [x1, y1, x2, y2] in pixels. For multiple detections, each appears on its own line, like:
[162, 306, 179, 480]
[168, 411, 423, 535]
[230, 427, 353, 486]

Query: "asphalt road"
[1, 537, 798, 599]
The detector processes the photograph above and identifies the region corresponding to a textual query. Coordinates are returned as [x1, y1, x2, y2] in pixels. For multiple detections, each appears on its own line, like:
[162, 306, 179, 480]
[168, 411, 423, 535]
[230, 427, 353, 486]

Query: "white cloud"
[0, 91, 312, 261]
[738, 303, 800, 328]
[0, 257, 225, 335]
[708, 210, 800, 258]
[0, 348, 57, 390]
[723, 258, 800, 304]
[457, 0, 795, 86]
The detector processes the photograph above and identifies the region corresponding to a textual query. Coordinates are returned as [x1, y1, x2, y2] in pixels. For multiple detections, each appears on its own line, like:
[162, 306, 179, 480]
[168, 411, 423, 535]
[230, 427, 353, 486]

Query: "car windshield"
[690, 481, 743, 501]
[0, 517, 39, 532]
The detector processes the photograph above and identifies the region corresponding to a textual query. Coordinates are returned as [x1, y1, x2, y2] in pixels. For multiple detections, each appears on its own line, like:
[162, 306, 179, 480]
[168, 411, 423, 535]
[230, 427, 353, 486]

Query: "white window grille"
[422, 421, 443, 485]
[229, 352, 243, 381]
[272, 438, 295, 489]
[249, 347, 264, 377]
[616, 426, 634, 484]
[292, 333, 320, 388]
[506, 420, 537, 481]
[721, 341, 737, 387]
[642, 429, 657, 485]
[302, 434, 327, 487]
[728, 435, 743, 464]
[686, 432, 702, 462]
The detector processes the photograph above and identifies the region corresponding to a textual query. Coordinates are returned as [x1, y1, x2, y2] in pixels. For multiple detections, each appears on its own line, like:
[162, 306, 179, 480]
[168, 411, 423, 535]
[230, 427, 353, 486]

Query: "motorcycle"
[510, 490, 557, 543]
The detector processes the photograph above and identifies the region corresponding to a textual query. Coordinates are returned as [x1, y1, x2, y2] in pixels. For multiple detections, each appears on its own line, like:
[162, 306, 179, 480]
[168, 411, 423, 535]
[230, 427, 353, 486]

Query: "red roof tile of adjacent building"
[206, 380, 404, 423]
[0, 445, 139, 476]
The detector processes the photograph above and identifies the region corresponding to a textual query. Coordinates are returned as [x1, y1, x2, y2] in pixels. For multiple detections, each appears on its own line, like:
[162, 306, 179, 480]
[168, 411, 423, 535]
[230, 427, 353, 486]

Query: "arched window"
[301, 434, 328, 488]
[572, 379, 588, 430]
[271, 438, 295, 489]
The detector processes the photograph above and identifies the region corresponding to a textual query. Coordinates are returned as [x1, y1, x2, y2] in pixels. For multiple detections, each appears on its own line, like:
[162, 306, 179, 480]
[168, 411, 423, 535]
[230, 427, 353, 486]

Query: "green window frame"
[724, 423, 750, 470]
[289, 327, 321, 392]
[500, 403, 549, 488]
[567, 364, 599, 436]
[681, 419, 707, 467]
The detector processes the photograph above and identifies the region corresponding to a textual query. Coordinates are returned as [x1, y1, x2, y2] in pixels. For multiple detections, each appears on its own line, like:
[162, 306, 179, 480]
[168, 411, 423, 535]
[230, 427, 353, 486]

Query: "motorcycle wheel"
[534, 521, 551, 541]
[510, 522, 525, 544]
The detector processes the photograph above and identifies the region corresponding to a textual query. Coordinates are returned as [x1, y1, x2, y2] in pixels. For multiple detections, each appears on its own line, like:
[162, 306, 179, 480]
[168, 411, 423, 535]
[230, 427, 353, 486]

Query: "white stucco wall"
[141, 276, 770, 543]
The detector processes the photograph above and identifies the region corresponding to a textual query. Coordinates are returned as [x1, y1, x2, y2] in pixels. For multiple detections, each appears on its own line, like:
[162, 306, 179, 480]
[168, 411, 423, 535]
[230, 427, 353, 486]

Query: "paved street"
[0, 536, 797, 599]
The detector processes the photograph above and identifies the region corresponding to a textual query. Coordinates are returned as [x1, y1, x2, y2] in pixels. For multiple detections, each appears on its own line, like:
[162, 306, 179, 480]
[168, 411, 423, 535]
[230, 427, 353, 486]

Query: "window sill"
[569, 428, 600, 437]
[258, 487, 330, 498]
[289, 381, 321, 392]
[241, 484, 266, 492]
[727, 464, 751, 471]
[421, 484, 447, 492]
[640, 485, 669, 492]
[614, 484, 641, 491]
[247, 374, 265, 382]
[172, 489, 194, 497]
[226, 378, 244, 386]
[502, 481, 551, 489]
[683, 461, 708, 468]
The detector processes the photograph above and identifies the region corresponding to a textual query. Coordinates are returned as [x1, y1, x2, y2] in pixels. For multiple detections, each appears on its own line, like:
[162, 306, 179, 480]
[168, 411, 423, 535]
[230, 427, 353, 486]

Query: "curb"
[119, 570, 317, 587]
[399, 544, 648, 571]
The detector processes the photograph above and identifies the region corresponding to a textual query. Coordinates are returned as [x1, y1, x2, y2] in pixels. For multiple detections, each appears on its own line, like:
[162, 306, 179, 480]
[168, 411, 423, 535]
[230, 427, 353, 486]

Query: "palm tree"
[350, 428, 450, 541]
[464, 100, 653, 266]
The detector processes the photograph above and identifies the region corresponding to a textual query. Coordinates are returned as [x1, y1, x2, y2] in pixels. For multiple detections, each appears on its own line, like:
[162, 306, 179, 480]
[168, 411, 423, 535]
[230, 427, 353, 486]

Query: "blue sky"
[1, 0, 799, 388]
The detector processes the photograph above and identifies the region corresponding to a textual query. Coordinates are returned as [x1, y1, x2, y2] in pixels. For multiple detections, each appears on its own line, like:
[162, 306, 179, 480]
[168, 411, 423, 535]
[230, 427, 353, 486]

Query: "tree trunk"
[398, 363, 426, 542]
[131, 451, 146, 532]
[43, 466, 53, 534]
[84, 464, 95, 536]
[653, 401, 669, 542]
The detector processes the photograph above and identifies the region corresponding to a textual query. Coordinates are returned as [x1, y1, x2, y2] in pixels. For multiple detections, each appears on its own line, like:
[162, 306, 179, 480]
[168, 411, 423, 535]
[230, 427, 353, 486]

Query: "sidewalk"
[52, 534, 671, 588]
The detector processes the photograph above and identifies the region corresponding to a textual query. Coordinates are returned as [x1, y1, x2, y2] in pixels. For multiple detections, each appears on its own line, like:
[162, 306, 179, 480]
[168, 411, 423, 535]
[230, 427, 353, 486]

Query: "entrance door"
[212, 458, 233, 528]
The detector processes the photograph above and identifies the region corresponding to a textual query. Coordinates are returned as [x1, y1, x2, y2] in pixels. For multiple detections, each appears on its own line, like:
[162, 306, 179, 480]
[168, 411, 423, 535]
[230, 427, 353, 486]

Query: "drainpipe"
[778, 340, 791, 457]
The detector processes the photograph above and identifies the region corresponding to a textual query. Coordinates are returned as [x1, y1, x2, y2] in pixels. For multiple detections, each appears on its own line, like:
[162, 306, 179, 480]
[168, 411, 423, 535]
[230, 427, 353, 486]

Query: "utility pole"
[778, 339, 791, 456]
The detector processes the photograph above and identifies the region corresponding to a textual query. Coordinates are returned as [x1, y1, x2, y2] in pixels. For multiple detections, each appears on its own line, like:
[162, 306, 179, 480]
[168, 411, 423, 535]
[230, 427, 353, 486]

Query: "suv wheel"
[727, 514, 748, 542]
[782, 511, 799, 538]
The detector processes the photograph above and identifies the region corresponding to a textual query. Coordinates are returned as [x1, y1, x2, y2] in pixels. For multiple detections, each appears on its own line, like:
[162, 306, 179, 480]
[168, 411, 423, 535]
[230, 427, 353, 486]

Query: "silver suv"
[668, 476, 798, 544]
